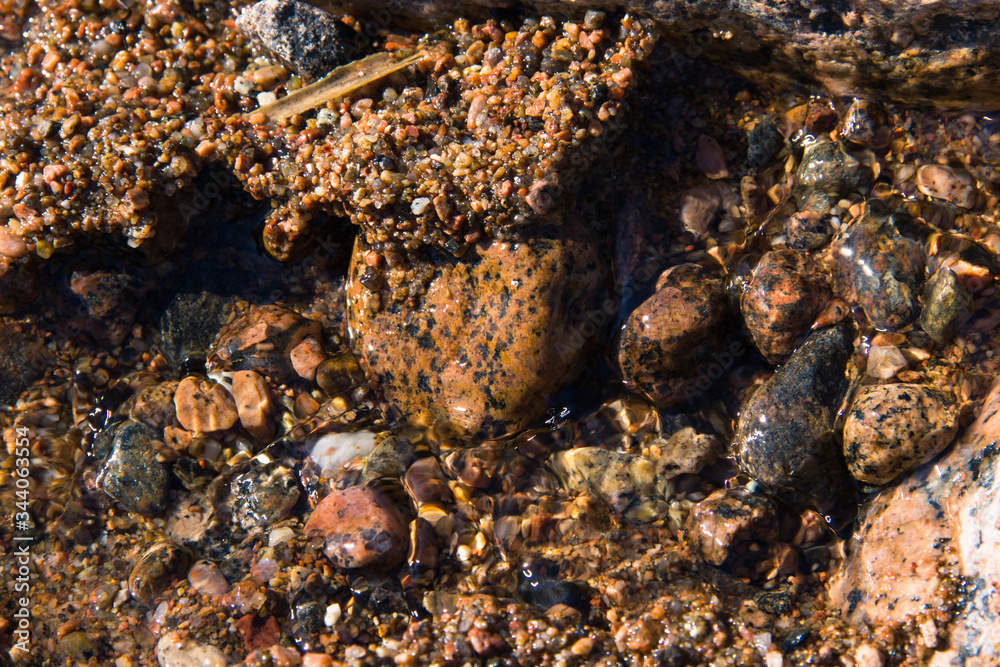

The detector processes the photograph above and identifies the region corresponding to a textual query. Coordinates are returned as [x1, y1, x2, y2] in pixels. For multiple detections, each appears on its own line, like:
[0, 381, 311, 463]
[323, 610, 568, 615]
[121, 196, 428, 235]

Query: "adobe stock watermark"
[9, 426, 33, 656]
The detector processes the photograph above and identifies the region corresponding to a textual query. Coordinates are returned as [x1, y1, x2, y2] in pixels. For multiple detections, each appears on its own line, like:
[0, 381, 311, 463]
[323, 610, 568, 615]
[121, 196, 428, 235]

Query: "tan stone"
[289, 336, 324, 382]
[231, 370, 275, 441]
[173, 376, 238, 433]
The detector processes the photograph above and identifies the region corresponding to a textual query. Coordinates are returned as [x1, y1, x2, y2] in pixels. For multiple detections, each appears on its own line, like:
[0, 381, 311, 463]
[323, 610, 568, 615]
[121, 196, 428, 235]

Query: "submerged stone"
[96, 420, 170, 515]
[347, 218, 606, 437]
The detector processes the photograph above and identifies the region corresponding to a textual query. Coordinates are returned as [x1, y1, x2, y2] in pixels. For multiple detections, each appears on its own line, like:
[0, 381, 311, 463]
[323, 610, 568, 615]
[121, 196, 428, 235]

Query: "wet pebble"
[654, 427, 722, 477]
[315, 351, 366, 397]
[865, 345, 907, 380]
[920, 267, 974, 345]
[68, 265, 148, 345]
[917, 164, 977, 209]
[237, 0, 368, 80]
[734, 325, 856, 514]
[794, 140, 872, 212]
[188, 560, 231, 597]
[843, 384, 959, 485]
[231, 370, 275, 441]
[618, 264, 728, 407]
[695, 134, 729, 179]
[96, 420, 170, 515]
[784, 211, 831, 251]
[746, 118, 784, 168]
[549, 447, 665, 522]
[130, 541, 193, 607]
[685, 487, 777, 566]
[303, 485, 408, 571]
[58, 632, 97, 662]
[156, 630, 230, 667]
[307, 430, 378, 475]
[213, 305, 324, 386]
[129, 380, 179, 430]
[160, 291, 238, 365]
[227, 462, 301, 531]
[834, 211, 925, 331]
[741, 249, 830, 364]
[174, 376, 239, 433]
[838, 99, 890, 150]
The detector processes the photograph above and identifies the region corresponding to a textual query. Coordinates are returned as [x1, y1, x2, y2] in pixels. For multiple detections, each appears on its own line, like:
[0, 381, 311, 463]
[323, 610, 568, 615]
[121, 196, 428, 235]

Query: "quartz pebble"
[843, 384, 959, 485]
[174, 376, 239, 433]
[156, 631, 230, 667]
[866, 345, 907, 380]
[695, 134, 729, 179]
[308, 430, 378, 474]
[303, 486, 408, 571]
[187, 560, 231, 597]
[920, 267, 973, 345]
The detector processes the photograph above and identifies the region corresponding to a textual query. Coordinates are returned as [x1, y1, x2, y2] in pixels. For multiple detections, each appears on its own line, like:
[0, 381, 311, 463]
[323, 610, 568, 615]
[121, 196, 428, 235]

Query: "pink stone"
[304, 485, 408, 571]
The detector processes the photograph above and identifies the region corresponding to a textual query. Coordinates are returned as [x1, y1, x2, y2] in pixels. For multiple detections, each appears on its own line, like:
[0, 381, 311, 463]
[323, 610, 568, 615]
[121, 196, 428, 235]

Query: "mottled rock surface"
[226, 463, 300, 532]
[304, 485, 408, 571]
[830, 378, 1000, 665]
[618, 264, 728, 407]
[920, 267, 974, 345]
[549, 446, 664, 521]
[734, 325, 856, 516]
[67, 265, 147, 346]
[843, 384, 959, 485]
[160, 291, 239, 365]
[741, 249, 830, 364]
[347, 218, 606, 437]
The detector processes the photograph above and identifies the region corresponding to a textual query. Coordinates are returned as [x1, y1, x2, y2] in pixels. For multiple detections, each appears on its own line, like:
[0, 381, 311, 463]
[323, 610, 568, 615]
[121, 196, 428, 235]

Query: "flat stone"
[347, 218, 606, 437]
[174, 376, 239, 433]
[96, 420, 170, 515]
[843, 384, 959, 485]
[829, 378, 1000, 664]
[304, 485, 408, 571]
[865, 345, 908, 380]
[917, 164, 977, 209]
[549, 446, 665, 522]
[231, 370, 275, 442]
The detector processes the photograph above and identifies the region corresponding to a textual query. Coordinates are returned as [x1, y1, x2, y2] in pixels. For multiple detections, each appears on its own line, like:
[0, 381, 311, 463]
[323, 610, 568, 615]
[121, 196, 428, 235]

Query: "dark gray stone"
[920, 267, 973, 345]
[793, 140, 872, 213]
[159, 291, 237, 365]
[237, 0, 370, 80]
[734, 325, 857, 518]
[97, 420, 170, 515]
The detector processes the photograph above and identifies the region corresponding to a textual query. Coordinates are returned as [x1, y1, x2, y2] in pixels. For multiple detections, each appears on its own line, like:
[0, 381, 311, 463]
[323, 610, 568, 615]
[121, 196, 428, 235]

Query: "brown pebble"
[187, 560, 231, 597]
[231, 370, 275, 441]
[173, 376, 239, 433]
[304, 485, 408, 571]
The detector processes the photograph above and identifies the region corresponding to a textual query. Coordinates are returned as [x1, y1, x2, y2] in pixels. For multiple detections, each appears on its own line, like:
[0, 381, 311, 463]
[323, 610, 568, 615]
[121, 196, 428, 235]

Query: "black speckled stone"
[735, 325, 857, 517]
[97, 420, 170, 515]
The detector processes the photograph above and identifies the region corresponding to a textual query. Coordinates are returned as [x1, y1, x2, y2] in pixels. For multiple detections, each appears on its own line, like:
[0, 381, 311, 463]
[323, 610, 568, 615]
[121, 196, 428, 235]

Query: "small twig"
[252, 51, 422, 122]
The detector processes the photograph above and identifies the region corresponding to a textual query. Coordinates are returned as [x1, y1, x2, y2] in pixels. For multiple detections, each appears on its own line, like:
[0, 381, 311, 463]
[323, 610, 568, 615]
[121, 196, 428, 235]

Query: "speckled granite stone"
[830, 378, 1000, 665]
[346, 217, 606, 437]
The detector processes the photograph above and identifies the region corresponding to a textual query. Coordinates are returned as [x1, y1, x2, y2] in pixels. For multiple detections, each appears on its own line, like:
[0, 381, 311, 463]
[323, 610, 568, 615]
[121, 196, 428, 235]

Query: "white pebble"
[307, 430, 378, 474]
[257, 91, 277, 107]
[411, 197, 432, 215]
[156, 631, 230, 667]
[324, 602, 342, 627]
[268, 525, 296, 547]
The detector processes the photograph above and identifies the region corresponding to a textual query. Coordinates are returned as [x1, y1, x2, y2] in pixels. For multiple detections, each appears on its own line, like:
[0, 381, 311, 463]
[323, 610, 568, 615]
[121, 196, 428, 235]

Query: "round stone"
[174, 376, 239, 433]
[303, 485, 408, 571]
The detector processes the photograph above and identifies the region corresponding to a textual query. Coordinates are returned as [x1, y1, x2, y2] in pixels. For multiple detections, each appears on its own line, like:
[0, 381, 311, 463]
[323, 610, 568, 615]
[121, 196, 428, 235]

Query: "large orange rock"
[346, 218, 606, 437]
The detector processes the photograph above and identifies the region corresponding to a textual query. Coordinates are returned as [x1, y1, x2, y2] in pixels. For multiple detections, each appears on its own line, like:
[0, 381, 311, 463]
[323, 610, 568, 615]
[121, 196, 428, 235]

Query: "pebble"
[303, 485, 408, 571]
[793, 140, 872, 212]
[227, 463, 301, 531]
[174, 376, 239, 433]
[865, 345, 908, 380]
[916, 164, 977, 209]
[307, 430, 379, 474]
[156, 631, 230, 667]
[347, 218, 606, 436]
[685, 487, 777, 566]
[784, 211, 831, 251]
[843, 384, 959, 485]
[236, 0, 369, 80]
[129, 381, 179, 431]
[187, 560, 231, 597]
[96, 420, 170, 515]
[617, 264, 729, 407]
[231, 370, 275, 442]
[696, 134, 730, 179]
[67, 265, 147, 345]
[734, 325, 857, 517]
[654, 427, 722, 477]
[838, 99, 890, 150]
[129, 542, 193, 608]
[160, 291, 238, 365]
[549, 447, 665, 522]
[0, 228, 28, 258]
[833, 211, 925, 331]
[920, 267, 973, 345]
[213, 305, 325, 386]
[741, 249, 831, 364]
[680, 185, 722, 237]
[746, 118, 784, 168]
[314, 352, 367, 397]
[58, 632, 97, 662]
